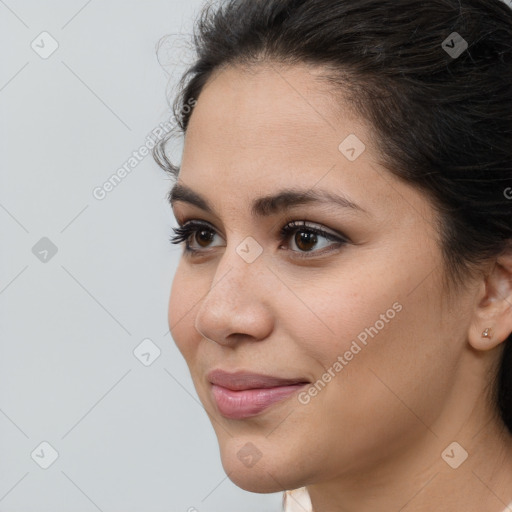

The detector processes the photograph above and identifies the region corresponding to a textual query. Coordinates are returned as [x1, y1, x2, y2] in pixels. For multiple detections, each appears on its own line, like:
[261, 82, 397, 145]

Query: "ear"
[468, 249, 512, 351]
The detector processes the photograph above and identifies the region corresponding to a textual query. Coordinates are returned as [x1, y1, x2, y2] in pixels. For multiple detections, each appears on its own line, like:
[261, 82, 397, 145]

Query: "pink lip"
[207, 369, 309, 419]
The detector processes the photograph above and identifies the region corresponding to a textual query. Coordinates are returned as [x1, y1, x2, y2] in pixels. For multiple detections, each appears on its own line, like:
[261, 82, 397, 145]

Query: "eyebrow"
[168, 183, 370, 217]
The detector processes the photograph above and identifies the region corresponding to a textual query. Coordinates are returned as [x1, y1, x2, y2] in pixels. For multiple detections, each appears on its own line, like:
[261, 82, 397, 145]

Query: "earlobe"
[469, 323, 503, 351]
[468, 251, 512, 352]
[481, 327, 493, 339]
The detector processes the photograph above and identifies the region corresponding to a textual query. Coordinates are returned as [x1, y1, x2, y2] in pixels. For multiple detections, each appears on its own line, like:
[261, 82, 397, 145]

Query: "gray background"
[0, 1, 283, 510]
[2, 1, 512, 511]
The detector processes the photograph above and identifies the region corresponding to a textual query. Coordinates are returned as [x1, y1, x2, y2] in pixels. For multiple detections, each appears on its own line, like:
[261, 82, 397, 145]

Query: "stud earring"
[481, 327, 493, 339]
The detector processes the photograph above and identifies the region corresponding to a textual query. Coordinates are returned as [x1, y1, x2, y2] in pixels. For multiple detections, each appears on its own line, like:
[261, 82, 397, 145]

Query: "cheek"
[277, 276, 451, 473]
[288, 258, 449, 410]
[284, 272, 403, 371]
[300, 240, 447, 376]
[168, 265, 201, 362]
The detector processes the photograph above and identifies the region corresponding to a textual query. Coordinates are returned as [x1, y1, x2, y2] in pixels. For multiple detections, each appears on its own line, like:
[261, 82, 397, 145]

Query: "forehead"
[182, 64, 369, 191]
[178, 63, 436, 229]
[186, 63, 351, 151]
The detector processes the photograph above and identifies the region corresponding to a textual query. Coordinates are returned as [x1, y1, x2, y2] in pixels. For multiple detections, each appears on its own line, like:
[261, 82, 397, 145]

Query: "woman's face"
[168, 63, 479, 492]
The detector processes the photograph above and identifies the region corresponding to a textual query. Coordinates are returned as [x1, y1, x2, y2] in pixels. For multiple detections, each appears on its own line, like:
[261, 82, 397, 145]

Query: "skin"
[167, 62, 512, 512]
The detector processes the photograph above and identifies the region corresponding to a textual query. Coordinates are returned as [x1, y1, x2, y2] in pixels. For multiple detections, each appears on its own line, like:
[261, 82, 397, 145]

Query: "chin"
[226, 470, 284, 493]
[217, 437, 305, 494]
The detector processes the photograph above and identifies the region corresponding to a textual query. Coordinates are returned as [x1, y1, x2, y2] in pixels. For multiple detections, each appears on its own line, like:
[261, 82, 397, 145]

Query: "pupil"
[296, 230, 317, 251]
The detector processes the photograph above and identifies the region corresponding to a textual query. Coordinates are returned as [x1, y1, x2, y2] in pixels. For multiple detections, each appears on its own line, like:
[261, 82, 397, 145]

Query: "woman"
[153, 0, 512, 510]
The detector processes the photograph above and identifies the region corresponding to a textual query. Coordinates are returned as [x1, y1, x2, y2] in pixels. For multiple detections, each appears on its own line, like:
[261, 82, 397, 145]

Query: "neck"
[307, 384, 512, 512]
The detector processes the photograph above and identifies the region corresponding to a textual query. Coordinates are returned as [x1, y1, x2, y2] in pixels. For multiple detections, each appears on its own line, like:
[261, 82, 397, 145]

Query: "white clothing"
[282, 487, 313, 512]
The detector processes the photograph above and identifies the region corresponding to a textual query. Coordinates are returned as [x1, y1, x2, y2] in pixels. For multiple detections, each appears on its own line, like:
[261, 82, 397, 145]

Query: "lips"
[207, 369, 310, 391]
[207, 369, 310, 419]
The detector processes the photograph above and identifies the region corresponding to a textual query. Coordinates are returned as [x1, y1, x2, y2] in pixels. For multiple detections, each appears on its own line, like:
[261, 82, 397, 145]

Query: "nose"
[193, 244, 274, 347]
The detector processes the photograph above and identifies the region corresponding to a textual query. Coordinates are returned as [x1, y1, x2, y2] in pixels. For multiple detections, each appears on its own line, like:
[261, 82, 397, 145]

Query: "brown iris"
[196, 229, 215, 248]
[295, 230, 317, 252]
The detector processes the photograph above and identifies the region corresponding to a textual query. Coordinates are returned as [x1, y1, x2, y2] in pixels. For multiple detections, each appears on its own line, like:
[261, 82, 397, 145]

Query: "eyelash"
[168, 219, 349, 259]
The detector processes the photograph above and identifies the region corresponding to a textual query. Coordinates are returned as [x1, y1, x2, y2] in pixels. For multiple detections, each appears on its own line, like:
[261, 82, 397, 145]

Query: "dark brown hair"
[153, 0, 512, 432]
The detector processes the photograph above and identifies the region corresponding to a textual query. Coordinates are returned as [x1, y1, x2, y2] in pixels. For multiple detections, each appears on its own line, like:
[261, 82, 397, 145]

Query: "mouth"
[207, 369, 310, 419]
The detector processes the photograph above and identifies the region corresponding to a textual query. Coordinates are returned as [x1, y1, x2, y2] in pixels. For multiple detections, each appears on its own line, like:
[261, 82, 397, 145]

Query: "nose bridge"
[194, 238, 271, 343]
[202, 238, 264, 310]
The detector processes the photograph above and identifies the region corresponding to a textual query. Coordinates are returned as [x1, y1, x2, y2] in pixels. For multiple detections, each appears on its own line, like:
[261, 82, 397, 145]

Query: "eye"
[279, 220, 348, 258]
[169, 219, 349, 258]
[169, 220, 223, 252]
